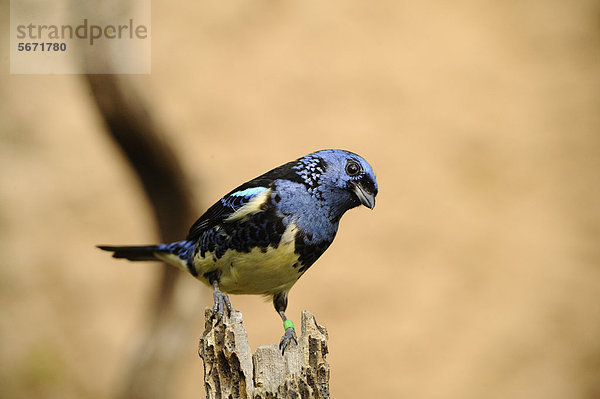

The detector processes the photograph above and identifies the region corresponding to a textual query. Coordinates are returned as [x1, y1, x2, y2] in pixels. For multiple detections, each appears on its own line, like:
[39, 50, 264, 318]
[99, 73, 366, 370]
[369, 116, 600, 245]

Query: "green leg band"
[283, 320, 295, 331]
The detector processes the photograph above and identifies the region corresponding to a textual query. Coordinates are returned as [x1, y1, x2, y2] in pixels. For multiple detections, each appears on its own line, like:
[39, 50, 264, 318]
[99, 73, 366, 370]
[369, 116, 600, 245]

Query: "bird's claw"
[279, 328, 298, 355]
[210, 288, 232, 324]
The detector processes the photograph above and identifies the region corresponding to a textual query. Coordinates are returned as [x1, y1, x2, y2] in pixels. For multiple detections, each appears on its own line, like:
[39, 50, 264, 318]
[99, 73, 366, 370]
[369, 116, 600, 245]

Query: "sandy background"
[1, 0, 600, 398]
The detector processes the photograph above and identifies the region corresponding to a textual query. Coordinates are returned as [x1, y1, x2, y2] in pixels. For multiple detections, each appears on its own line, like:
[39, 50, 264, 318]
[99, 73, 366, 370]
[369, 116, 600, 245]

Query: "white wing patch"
[230, 186, 268, 198]
[224, 188, 272, 223]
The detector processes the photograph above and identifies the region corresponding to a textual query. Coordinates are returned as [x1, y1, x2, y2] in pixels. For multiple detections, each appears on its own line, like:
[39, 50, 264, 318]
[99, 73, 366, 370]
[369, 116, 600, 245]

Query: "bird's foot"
[210, 285, 232, 324]
[279, 327, 298, 355]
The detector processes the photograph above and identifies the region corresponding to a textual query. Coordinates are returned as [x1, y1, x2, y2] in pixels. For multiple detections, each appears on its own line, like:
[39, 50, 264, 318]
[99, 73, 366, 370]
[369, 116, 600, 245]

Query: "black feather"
[186, 160, 305, 242]
[97, 245, 162, 261]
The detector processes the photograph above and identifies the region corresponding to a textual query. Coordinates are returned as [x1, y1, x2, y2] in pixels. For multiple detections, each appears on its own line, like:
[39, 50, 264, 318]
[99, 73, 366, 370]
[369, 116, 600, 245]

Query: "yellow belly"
[191, 222, 301, 295]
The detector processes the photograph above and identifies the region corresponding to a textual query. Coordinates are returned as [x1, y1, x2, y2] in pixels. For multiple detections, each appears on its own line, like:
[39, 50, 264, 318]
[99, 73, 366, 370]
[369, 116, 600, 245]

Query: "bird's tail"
[98, 240, 195, 264]
[97, 244, 165, 261]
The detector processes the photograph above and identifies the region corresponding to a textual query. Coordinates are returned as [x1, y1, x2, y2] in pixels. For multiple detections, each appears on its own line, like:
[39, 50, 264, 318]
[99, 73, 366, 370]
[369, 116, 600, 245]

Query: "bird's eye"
[345, 161, 361, 176]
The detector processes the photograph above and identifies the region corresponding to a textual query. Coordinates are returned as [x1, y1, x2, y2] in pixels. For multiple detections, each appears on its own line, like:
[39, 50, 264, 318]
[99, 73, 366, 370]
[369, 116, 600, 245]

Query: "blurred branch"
[86, 74, 196, 307]
[72, 2, 207, 397]
[84, 74, 204, 399]
[199, 309, 330, 399]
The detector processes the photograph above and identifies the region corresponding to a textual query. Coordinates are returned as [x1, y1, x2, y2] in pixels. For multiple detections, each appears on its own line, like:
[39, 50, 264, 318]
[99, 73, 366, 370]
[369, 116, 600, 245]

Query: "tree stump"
[198, 309, 330, 399]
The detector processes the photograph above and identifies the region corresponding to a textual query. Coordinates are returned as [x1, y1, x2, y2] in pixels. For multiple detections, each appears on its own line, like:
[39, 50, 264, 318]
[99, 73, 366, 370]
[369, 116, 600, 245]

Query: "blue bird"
[99, 149, 378, 353]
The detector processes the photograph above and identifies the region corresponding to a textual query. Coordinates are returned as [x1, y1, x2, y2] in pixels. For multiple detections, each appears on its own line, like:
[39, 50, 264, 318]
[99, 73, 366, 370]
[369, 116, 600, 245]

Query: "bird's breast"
[193, 222, 303, 295]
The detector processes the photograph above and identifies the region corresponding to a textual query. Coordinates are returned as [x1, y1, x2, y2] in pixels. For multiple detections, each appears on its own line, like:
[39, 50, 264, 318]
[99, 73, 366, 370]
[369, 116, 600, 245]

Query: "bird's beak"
[353, 182, 376, 210]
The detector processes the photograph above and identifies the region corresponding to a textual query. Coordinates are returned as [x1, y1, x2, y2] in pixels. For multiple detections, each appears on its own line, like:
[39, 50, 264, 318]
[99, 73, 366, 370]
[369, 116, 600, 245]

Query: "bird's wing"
[186, 160, 302, 242]
[186, 185, 272, 241]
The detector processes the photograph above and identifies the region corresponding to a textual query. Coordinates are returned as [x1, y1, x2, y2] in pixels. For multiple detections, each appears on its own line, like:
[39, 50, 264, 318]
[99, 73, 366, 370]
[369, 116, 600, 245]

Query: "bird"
[98, 149, 378, 353]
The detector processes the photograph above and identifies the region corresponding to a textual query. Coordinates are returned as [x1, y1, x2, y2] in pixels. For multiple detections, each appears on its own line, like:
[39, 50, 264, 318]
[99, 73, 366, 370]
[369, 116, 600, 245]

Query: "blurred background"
[1, 0, 600, 398]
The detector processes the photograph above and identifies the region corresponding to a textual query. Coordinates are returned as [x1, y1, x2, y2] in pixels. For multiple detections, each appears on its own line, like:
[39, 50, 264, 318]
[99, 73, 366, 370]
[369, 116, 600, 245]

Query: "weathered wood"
[199, 309, 330, 399]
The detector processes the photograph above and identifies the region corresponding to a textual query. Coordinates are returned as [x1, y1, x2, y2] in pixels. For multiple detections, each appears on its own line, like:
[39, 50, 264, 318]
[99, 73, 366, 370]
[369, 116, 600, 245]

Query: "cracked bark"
[199, 310, 330, 399]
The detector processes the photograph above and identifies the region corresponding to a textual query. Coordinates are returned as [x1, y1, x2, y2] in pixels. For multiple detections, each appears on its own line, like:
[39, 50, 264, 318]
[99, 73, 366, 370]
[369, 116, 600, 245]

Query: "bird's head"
[295, 149, 378, 218]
